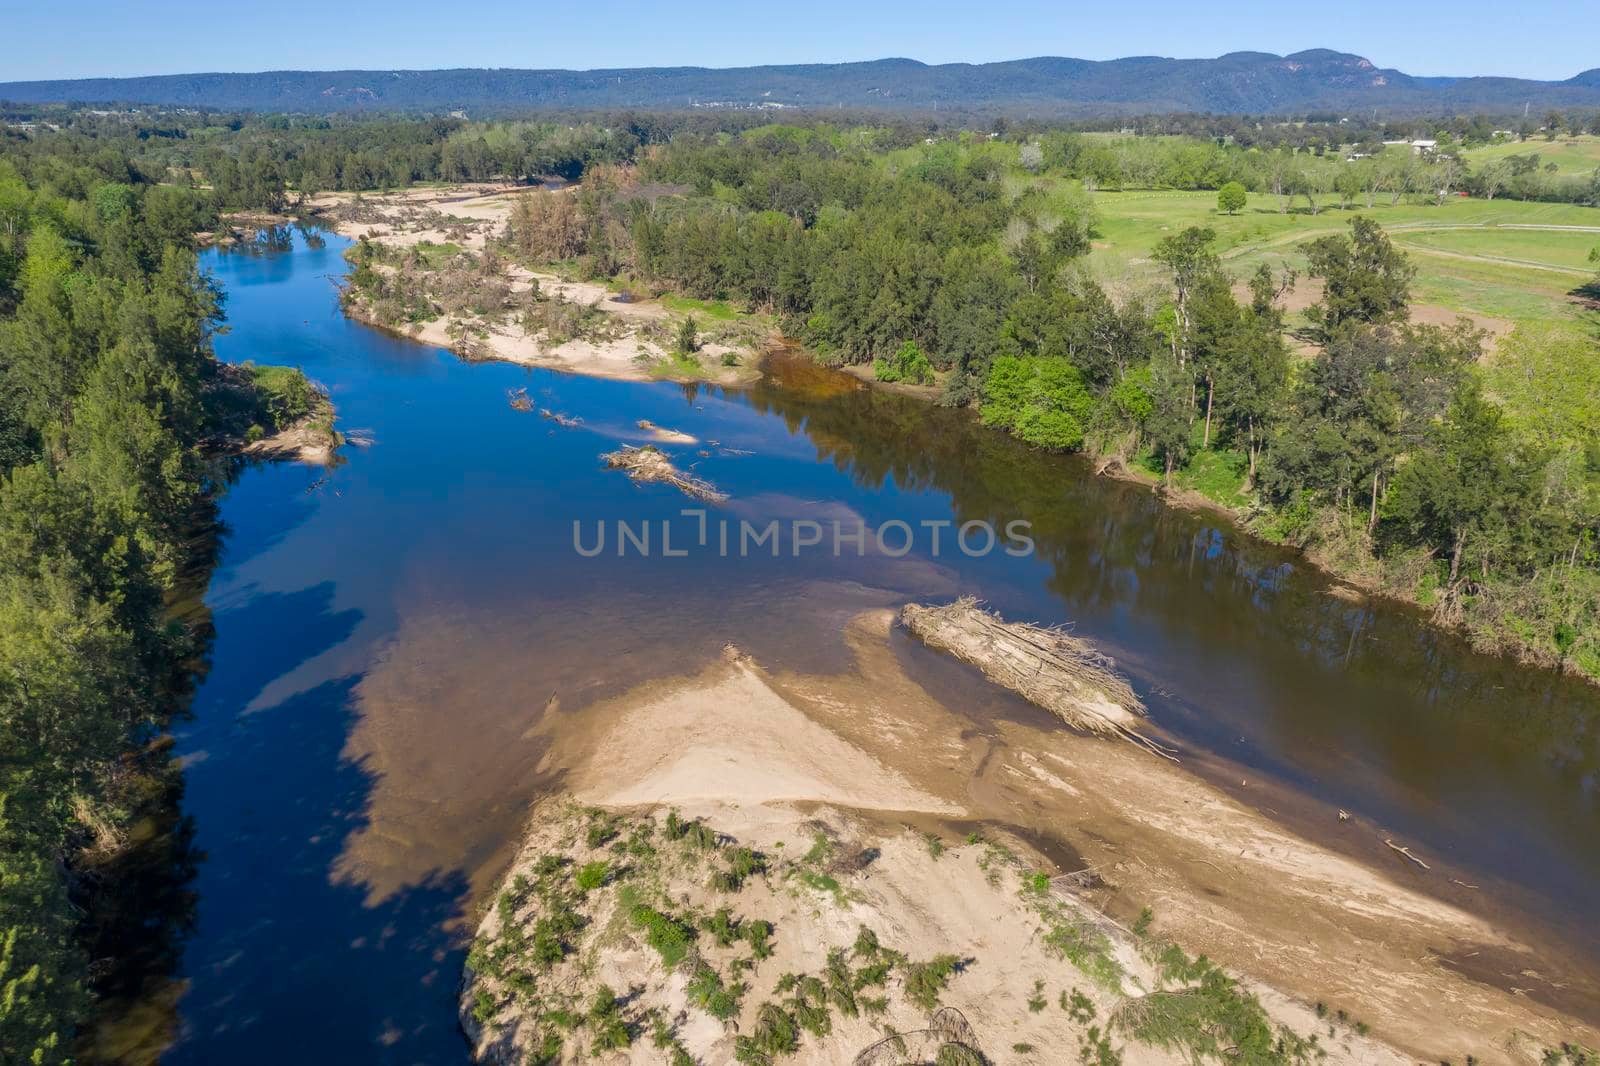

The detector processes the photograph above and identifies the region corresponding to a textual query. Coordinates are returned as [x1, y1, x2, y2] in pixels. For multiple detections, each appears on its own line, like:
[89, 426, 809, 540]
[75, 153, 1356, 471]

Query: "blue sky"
[3, 0, 1594, 82]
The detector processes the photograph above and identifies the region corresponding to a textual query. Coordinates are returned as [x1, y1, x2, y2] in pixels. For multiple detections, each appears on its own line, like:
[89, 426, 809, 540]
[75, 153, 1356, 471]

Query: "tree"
[1299, 157, 1335, 215]
[1476, 159, 1511, 201]
[1217, 181, 1247, 215]
[874, 340, 934, 385]
[1264, 151, 1297, 213]
[1383, 380, 1528, 591]
[674, 315, 700, 356]
[979, 355, 1095, 451]
[1302, 217, 1414, 337]
[1151, 227, 1219, 369]
[1144, 357, 1193, 487]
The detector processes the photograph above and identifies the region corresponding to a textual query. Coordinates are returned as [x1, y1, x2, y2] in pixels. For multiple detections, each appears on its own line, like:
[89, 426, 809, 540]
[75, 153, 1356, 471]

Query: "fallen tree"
[900, 598, 1175, 759]
[601, 444, 726, 503]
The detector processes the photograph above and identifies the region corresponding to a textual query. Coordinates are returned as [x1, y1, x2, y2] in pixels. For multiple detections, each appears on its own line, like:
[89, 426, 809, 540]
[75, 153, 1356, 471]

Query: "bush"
[873, 340, 935, 385]
[248, 364, 319, 429]
[687, 964, 746, 1020]
[980, 355, 1095, 451]
[735, 1003, 799, 1062]
[744, 919, 775, 959]
[587, 985, 631, 1051]
[711, 846, 767, 892]
[902, 954, 962, 1010]
[675, 315, 700, 356]
[630, 904, 695, 968]
[575, 861, 610, 892]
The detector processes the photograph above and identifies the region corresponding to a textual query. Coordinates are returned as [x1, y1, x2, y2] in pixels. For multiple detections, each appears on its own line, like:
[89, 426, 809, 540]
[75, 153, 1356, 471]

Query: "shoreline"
[303, 180, 1592, 688]
[463, 616, 1599, 1063]
[216, 208, 1600, 1056]
[307, 186, 766, 389]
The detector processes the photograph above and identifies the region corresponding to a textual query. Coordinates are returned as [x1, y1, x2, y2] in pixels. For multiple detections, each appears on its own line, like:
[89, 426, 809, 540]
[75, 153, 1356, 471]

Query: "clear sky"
[3, 0, 1594, 83]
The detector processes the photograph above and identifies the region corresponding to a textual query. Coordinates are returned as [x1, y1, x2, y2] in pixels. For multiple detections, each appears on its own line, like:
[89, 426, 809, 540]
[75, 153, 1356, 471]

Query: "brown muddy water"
[110, 228, 1597, 1063]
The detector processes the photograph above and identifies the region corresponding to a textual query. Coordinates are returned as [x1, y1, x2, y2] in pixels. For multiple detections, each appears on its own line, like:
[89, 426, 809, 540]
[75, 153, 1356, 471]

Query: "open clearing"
[1075, 188, 1599, 334]
[1462, 135, 1600, 176]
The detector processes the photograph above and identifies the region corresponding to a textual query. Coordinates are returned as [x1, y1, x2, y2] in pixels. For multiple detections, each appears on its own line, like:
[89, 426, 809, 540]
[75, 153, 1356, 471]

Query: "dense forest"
[0, 128, 315, 1061]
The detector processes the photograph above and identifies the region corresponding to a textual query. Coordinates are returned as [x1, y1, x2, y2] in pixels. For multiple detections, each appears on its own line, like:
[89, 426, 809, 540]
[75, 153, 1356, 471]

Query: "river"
[142, 227, 1597, 1062]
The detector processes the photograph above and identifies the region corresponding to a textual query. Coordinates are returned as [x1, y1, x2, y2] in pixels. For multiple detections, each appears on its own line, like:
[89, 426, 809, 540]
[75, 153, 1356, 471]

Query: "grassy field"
[1461, 135, 1600, 175]
[660, 293, 742, 321]
[1070, 188, 1600, 328]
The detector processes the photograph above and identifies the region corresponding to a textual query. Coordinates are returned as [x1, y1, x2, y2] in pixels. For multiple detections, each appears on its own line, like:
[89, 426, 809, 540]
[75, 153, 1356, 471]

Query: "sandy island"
[455, 613, 1598, 1064]
[299, 186, 763, 387]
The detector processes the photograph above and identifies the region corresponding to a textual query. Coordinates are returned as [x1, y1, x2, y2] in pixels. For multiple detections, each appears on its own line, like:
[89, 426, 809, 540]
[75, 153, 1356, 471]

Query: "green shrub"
[874, 340, 935, 385]
[703, 907, 741, 946]
[587, 985, 631, 1051]
[736, 1003, 799, 1061]
[902, 954, 962, 1010]
[630, 905, 695, 968]
[688, 963, 746, 1020]
[575, 860, 610, 892]
[675, 315, 700, 356]
[248, 364, 319, 430]
[744, 919, 775, 959]
[981, 354, 1095, 451]
[711, 846, 767, 892]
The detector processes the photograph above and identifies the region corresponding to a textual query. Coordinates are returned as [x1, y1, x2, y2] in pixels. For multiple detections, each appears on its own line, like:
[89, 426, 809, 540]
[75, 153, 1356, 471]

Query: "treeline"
[1045, 109, 1600, 152]
[498, 130, 1598, 678]
[0, 136, 226, 1060]
[11, 104, 1597, 216]
[2, 107, 932, 213]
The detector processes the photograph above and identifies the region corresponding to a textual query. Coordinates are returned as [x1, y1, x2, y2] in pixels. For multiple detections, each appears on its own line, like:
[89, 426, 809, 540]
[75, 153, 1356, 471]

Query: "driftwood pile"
[601, 445, 726, 503]
[900, 598, 1175, 759]
[539, 408, 582, 428]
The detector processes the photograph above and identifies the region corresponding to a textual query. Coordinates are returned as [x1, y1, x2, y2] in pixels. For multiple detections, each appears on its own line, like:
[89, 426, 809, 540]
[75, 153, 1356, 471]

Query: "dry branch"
[900, 598, 1176, 759]
[601, 444, 726, 503]
[1384, 839, 1431, 870]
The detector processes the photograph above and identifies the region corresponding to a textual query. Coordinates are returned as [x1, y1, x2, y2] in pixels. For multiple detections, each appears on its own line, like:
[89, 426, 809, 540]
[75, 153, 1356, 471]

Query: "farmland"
[1073, 187, 1599, 330]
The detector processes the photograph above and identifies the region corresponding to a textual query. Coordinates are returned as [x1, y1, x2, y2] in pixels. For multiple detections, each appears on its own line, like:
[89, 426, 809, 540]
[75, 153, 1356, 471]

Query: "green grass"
[1075, 188, 1599, 329]
[1394, 227, 1600, 273]
[245, 364, 319, 430]
[661, 294, 740, 321]
[1173, 448, 1251, 508]
[412, 239, 463, 266]
[649, 349, 706, 378]
[1461, 135, 1600, 176]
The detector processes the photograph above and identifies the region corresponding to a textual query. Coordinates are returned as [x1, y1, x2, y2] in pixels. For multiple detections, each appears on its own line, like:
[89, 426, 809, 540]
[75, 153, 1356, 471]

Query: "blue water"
[159, 227, 1600, 1062]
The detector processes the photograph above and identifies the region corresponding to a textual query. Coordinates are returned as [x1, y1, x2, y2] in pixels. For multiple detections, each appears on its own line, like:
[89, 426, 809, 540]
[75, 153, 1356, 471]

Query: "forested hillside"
[5, 50, 1600, 115]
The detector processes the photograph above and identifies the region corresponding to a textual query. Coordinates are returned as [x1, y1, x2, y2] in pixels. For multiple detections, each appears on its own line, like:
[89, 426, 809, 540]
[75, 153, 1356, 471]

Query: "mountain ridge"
[4, 50, 1600, 115]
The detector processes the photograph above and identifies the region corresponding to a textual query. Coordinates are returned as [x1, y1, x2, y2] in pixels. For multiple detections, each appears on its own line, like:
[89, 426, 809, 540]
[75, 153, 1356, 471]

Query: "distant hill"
[4, 51, 1600, 116]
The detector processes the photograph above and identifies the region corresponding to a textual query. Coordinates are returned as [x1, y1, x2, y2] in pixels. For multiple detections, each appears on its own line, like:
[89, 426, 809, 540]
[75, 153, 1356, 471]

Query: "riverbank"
[154, 224, 1600, 1065]
[466, 615, 1598, 1063]
[308, 186, 765, 387]
[280, 195, 1599, 1052]
[310, 181, 1594, 687]
[204, 360, 343, 465]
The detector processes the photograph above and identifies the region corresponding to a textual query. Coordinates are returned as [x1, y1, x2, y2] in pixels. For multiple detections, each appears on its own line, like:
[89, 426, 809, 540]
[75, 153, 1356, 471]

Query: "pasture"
[1461, 134, 1600, 176]
[1074, 188, 1600, 329]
